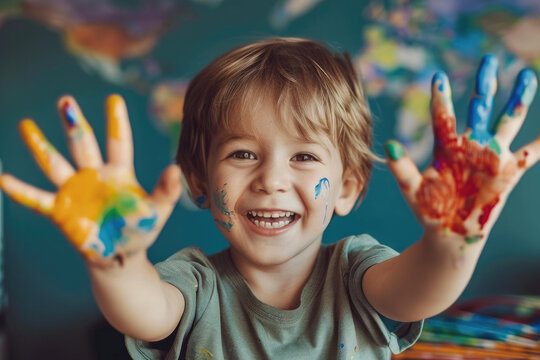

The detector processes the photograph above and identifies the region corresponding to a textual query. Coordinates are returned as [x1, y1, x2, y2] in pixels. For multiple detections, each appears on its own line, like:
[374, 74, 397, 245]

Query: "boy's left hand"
[385, 55, 538, 243]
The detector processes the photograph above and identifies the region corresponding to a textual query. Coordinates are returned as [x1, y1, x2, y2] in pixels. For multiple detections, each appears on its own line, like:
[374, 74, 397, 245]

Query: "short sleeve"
[125, 247, 217, 360]
[344, 235, 423, 354]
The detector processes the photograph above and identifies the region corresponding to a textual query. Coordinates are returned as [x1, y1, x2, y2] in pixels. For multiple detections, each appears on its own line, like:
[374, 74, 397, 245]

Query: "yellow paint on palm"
[50, 168, 146, 251]
[19, 119, 56, 177]
[51, 168, 113, 247]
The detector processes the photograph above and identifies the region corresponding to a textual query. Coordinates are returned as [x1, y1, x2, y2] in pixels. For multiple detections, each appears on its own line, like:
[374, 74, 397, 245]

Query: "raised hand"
[0, 95, 182, 267]
[385, 55, 539, 244]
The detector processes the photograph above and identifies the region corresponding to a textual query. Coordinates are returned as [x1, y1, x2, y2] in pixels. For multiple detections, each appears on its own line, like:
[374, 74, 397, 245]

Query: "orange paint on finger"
[106, 95, 124, 140]
[19, 119, 57, 176]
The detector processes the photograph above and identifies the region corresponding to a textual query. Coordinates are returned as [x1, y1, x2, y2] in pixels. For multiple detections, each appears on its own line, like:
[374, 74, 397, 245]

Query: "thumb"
[150, 164, 183, 218]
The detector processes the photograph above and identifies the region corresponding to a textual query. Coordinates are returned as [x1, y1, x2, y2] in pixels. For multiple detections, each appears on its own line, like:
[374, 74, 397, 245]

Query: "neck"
[230, 243, 320, 310]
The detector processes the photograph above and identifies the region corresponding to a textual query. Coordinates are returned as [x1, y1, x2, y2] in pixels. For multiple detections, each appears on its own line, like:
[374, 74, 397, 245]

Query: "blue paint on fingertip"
[476, 54, 498, 96]
[504, 68, 538, 117]
[432, 72, 447, 92]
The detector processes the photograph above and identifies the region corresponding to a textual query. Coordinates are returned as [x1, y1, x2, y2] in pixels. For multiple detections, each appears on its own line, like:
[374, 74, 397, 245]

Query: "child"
[1, 38, 538, 359]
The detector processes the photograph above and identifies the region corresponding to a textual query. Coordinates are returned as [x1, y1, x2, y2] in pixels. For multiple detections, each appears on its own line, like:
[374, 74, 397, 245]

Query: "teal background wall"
[2, 1, 540, 358]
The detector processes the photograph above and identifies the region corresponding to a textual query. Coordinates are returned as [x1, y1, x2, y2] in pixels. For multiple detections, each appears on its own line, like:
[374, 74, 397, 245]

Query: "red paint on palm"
[416, 109, 500, 235]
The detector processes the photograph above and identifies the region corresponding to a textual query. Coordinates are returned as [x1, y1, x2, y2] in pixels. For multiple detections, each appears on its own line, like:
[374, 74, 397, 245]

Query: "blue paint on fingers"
[468, 55, 498, 145]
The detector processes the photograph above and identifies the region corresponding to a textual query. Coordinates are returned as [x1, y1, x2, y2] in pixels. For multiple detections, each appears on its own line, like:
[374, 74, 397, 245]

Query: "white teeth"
[249, 210, 294, 218]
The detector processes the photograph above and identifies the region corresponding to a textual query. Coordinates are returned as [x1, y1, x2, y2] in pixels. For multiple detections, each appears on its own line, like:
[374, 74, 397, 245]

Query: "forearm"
[88, 252, 184, 341]
[363, 229, 486, 322]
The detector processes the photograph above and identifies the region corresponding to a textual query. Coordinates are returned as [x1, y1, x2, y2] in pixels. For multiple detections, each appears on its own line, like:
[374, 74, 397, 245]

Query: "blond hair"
[176, 37, 376, 202]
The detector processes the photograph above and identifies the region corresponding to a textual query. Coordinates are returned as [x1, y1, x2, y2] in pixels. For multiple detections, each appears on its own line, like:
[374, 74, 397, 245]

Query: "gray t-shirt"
[125, 234, 423, 359]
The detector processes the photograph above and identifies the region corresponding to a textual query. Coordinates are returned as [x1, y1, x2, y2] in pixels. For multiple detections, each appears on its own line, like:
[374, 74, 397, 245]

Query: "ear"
[185, 171, 210, 209]
[334, 168, 363, 216]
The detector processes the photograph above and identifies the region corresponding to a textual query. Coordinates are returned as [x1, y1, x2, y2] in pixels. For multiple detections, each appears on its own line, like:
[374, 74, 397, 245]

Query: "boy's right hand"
[0, 95, 182, 267]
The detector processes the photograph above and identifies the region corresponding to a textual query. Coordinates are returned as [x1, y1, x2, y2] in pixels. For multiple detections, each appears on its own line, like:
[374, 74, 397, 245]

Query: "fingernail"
[384, 140, 405, 161]
[432, 72, 448, 92]
[62, 101, 78, 127]
[518, 69, 537, 108]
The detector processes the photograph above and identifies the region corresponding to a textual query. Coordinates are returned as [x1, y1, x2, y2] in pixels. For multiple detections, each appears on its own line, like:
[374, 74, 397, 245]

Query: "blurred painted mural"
[1, 0, 540, 359]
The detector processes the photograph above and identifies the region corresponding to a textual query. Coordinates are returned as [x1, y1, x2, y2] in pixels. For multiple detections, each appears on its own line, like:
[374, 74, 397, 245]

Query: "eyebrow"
[216, 132, 331, 156]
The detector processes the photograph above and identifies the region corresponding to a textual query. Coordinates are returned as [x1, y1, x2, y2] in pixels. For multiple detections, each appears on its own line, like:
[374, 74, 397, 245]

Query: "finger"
[57, 95, 104, 169]
[0, 174, 55, 215]
[466, 54, 498, 145]
[106, 94, 134, 167]
[431, 72, 458, 147]
[384, 140, 423, 205]
[149, 164, 183, 222]
[493, 68, 538, 149]
[513, 137, 540, 174]
[19, 119, 75, 187]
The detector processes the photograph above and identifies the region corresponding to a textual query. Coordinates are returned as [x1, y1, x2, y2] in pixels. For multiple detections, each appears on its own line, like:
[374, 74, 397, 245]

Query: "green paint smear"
[465, 235, 483, 244]
[384, 140, 405, 161]
[488, 138, 501, 155]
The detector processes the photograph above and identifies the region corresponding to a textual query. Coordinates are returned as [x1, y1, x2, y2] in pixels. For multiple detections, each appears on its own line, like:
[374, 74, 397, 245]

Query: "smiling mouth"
[246, 210, 297, 229]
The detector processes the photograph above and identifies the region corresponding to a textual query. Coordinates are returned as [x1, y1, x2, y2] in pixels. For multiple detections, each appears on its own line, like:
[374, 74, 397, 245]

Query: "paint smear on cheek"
[213, 187, 234, 231]
[314, 178, 330, 224]
[417, 105, 501, 235]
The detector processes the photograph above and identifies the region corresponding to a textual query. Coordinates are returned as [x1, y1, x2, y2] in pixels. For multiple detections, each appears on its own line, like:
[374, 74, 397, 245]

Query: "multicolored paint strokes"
[467, 55, 498, 146]
[418, 61, 501, 237]
[51, 168, 157, 259]
[387, 55, 538, 247]
[0, 94, 174, 266]
[314, 178, 330, 224]
[213, 187, 234, 231]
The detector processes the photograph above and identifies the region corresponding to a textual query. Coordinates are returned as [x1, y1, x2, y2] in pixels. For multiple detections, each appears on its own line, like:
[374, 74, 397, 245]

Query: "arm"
[0, 94, 184, 340]
[363, 55, 539, 322]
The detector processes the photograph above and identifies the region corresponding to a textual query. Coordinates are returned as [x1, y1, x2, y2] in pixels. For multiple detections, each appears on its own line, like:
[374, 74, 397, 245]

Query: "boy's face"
[202, 100, 358, 269]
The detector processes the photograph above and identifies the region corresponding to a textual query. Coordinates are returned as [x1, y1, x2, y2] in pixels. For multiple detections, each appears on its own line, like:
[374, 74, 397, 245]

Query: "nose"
[251, 157, 291, 194]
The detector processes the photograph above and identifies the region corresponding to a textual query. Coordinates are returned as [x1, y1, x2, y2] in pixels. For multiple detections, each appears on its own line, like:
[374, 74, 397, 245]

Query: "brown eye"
[291, 153, 317, 162]
[231, 151, 256, 160]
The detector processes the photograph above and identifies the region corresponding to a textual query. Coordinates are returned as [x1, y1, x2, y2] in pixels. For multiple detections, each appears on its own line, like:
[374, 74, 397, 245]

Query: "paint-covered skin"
[314, 177, 330, 224]
[213, 186, 234, 231]
[385, 55, 539, 243]
[0, 95, 182, 267]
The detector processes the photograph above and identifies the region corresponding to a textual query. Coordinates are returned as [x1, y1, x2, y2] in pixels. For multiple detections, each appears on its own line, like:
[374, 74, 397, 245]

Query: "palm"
[386, 55, 538, 242]
[0, 95, 182, 266]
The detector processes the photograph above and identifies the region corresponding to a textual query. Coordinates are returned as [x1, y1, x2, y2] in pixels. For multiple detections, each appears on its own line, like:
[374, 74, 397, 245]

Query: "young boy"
[0, 38, 538, 359]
